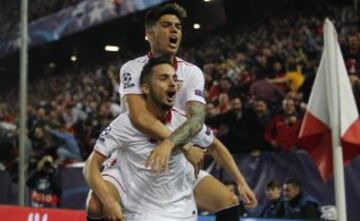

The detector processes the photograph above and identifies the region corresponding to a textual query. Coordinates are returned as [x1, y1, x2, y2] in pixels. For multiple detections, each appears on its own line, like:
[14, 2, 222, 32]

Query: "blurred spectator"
[264, 98, 301, 151]
[283, 178, 321, 219]
[206, 96, 257, 153]
[46, 124, 82, 163]
[350, 74, 360, 112]
[285, 92, 307, 117]
[250, 75, 285, 110]
[252, 99, 272, 151]
[27, 155, 62, 208]
[258, 179, 285, 218]
[206, 102, 219, 119]
[268, 60, 305, 93]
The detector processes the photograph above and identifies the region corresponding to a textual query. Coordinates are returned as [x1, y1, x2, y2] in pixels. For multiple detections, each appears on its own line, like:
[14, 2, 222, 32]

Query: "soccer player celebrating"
[85, 57, 213, 221]
[86, 3, 257, 221]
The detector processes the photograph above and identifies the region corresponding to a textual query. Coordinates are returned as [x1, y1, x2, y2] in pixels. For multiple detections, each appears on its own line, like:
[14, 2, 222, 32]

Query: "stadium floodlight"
[193, 23, 200, 29]
[105, 45, 120, 52]
[71, 55, 77, 62]
[48, 62, 56, 68]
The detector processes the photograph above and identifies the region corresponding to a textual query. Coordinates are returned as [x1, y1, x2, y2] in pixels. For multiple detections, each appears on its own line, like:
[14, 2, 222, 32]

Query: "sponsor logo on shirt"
[122, 72, 135, 89]
[194, 89, 204, 98]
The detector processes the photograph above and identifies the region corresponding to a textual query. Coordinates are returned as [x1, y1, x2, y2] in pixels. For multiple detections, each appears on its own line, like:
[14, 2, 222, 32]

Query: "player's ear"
[145, 27, 154, 42]
[141, 83, 150, 95]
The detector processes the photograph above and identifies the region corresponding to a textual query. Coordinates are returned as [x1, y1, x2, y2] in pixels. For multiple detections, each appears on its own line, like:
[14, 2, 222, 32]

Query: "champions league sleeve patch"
[122, 72, 135, 89]
[99, 126, 111, 142]
[194, 89, 205, 98]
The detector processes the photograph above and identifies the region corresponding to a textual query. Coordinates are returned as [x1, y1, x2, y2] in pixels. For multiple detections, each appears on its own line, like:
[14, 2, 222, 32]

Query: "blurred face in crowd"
[283, 183, 300, 201]
[219, 78, 232, 92]
[283, 99, 296, 116]
[146, 14, 182, 57]
[230, 97, 242, 112]
[254, 100, 267, 117]
[34, 127, 44, 139]
[349, 36, 359, 50]
[265, 186, 282, 201]
[273, 62, 283, 72]
[206, 103, 218, 117]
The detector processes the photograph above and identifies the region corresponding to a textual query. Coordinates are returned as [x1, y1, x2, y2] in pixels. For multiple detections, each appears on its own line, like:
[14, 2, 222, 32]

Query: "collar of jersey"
[147, 51, 178, 71]
[161, 110, 172, 124]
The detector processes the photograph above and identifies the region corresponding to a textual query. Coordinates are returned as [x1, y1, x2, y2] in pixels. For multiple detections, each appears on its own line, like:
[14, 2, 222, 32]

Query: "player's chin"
[163, 100, 174, 109]
[165, 46, 178, 55]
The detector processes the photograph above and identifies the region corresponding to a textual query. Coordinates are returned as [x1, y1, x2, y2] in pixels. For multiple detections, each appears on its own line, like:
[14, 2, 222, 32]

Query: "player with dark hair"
[121, 3, 257, 221]
[85, 3, 257, 221]
[84, 56, 251, 221]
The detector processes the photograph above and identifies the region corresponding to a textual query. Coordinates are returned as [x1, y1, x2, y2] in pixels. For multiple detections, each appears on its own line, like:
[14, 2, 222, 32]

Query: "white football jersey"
[94, 108, 214, 220]
[119, 54, 206, 113]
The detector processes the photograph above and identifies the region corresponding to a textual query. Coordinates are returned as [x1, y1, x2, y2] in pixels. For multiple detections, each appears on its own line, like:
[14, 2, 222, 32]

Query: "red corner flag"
[299, 19, 360, 182]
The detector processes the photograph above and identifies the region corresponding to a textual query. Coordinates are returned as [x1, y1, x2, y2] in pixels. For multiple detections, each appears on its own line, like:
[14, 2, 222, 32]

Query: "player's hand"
[145, 139, 174, 174]
[237, 183, 258, 209]
[182, 145, 206, 178]
[102, 198, 125, 221]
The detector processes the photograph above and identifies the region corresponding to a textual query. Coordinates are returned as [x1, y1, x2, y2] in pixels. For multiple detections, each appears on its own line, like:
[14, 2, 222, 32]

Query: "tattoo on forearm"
[169, 102, 205, 145]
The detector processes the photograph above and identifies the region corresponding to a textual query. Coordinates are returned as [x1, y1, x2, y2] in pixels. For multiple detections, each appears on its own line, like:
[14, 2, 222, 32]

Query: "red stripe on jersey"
[161, 111, 172, 123]
[171, 108, 187, 117]
[94, 150, 109, 159]
[102, 174, 125, 193]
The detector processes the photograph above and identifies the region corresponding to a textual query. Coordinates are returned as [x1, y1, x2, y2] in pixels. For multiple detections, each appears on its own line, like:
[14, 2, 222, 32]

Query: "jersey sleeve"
[94, 116, 129, 157]
[184, 66, 206, 104]
[119, 61, 143, 97]
[191, 124, 214, 148]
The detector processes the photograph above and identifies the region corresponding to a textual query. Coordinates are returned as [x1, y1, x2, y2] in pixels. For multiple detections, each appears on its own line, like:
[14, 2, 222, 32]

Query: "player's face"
[147, 14, 182, 56]
[149, 64, 178, 110]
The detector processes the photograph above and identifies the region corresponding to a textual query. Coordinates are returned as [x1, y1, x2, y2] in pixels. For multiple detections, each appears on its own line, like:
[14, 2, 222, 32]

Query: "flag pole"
[324, 19, 348, 221]
[18, 0, 29, 206]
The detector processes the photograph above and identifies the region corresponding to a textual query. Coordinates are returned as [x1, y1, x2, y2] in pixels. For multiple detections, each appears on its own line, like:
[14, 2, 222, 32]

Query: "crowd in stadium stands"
[0, 1, 359, 212]
[0, 0, 80, 37]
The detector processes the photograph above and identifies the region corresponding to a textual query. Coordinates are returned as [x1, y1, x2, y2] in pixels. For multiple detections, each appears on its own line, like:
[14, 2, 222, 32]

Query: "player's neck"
[146, 99, 170, 121]
[150, 50, 176, 63]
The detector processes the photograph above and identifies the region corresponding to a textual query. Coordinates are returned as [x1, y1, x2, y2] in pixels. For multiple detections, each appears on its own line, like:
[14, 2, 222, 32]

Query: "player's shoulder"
[176, 57, 196, 68]
[109, 112, 132, 129]
[171, 108, 187, 120]
[176, 57, 203, 73]
[121, 55, 148, 71]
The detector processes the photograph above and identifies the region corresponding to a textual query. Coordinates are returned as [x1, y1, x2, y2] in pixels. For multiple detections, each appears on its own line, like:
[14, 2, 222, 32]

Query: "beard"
[149, 89, 173, 111]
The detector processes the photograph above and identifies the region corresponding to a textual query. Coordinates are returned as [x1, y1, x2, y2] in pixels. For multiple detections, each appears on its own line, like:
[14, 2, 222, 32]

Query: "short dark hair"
[266, 179, 282, 189]
[140, 56, 172, 85]
[145, 3, 187, 29]
[284, 178, 302, 189]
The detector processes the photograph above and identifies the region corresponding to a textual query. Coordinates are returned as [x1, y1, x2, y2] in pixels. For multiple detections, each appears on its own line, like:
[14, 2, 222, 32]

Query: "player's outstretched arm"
[208, 138, 258, 209]
[83, 151, 124, 221]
